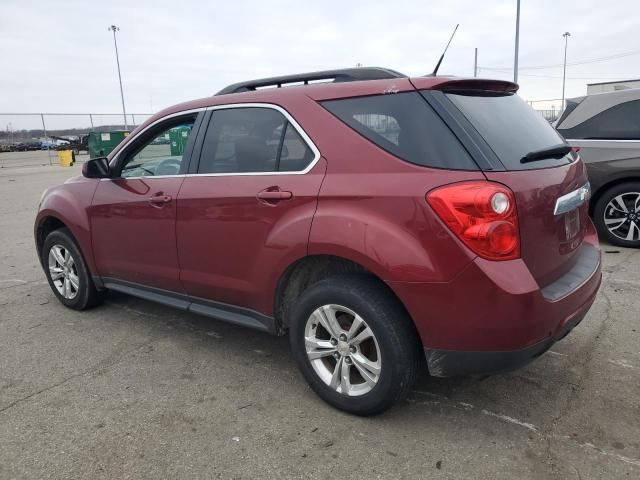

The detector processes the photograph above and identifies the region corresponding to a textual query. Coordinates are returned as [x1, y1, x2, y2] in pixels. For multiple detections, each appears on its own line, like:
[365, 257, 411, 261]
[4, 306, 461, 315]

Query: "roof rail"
[215, 67, 407, 95]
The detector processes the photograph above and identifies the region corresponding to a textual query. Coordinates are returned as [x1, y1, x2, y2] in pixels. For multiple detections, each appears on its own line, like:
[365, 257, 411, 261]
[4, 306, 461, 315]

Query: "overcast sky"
[1, 0, 639, 125]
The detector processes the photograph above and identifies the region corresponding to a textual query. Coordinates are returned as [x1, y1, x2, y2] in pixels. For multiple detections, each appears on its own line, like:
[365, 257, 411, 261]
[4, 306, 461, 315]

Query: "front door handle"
[257, 188, 293, 202]
[149, 193, 172, 206]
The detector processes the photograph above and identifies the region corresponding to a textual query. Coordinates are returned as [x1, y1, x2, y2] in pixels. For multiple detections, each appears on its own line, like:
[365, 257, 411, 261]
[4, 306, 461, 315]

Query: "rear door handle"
[149, 194, 172, 205]
[257, 188, 293, 201]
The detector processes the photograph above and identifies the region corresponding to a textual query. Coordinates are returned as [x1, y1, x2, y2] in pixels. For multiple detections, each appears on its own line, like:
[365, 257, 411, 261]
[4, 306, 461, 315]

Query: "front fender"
[35, 176, 99, 274]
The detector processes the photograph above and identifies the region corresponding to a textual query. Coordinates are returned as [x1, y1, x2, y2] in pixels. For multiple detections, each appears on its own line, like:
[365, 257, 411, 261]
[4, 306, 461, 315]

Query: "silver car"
[556, 88, 640, 247]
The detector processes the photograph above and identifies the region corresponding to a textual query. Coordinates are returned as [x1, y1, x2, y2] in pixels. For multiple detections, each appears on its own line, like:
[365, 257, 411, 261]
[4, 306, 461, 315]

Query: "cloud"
[1, 0, 638, 128]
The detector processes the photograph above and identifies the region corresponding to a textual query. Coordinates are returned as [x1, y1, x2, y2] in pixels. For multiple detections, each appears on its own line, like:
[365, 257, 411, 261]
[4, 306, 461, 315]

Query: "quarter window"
[322, 92, 477, 170]
[197, 107, 315, 174]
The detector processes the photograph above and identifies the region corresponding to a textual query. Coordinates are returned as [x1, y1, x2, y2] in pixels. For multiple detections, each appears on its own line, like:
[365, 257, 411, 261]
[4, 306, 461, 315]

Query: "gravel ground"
[1, 164, 639, 479]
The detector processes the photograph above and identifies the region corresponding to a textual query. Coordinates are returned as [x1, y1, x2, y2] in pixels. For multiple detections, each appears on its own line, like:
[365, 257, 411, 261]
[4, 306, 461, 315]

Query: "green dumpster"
[87, 130, 130, 159]
[169, 126, 192, 156]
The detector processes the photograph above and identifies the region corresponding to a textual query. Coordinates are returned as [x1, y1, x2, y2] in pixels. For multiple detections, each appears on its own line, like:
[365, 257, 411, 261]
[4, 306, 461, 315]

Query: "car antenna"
[430, 24, 459, 76]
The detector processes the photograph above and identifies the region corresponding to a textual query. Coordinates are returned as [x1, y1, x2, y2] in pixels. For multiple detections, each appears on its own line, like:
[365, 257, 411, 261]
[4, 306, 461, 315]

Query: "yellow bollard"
[57, 150, 75, 167]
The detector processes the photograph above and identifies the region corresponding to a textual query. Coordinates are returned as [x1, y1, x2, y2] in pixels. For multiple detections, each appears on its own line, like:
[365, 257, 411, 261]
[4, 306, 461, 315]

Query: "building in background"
[587, 79, 640, 94]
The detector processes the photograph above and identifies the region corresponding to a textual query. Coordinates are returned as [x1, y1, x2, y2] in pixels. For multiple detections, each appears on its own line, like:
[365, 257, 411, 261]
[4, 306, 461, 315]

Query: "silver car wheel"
[304, 304, 381, 397]
[48, 244, 79, 299]
[604, 192, 640, 241]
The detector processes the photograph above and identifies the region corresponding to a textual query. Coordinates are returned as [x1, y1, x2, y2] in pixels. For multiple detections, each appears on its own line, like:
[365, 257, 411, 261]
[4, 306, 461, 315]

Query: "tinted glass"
[557, 99, 640, 140]
[121, 119, 195, 178]
[278, 123, 315, 172]
[446, 92, 569, 170]
[322, 92, 477, 170]
[198, 108, 286, 174]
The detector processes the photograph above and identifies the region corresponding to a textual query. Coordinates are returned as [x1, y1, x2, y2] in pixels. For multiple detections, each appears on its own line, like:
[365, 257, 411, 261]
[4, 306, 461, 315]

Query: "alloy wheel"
[604, 192, 640, 241]
[304, 304, 381, 397]
[48, 244, 79, 299]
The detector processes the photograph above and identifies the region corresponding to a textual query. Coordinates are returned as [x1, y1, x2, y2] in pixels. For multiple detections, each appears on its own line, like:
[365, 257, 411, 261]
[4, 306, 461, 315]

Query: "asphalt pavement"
[1, 162, 639, 479]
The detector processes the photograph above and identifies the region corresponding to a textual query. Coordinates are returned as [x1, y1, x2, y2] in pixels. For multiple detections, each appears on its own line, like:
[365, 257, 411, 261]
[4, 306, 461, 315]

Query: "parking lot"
[0, 162, 638, 479]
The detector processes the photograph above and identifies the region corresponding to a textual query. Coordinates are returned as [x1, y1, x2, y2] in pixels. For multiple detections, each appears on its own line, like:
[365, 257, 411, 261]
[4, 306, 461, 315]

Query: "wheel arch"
[34, 212, 99, 281]
[589, 176, 640, 215]
[273, 254, 418, 337]
[36, 215, 67, 260]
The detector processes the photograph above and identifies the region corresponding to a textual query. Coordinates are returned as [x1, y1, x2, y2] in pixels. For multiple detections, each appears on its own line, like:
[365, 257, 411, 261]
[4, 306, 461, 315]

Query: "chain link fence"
[0, 113, 153, 168]
[527, 99, 564, 123]
[1, 102, 567, 168]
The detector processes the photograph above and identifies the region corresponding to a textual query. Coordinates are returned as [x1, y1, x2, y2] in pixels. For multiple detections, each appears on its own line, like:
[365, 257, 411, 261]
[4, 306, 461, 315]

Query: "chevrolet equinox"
[35, 68, 602, 415]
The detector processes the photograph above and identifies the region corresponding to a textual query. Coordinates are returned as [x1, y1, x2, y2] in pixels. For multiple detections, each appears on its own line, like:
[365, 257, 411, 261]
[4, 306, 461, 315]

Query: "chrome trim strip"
[554, 182, 591, 216]
[108, 102, 321, 179]
[108, 107, 207, 169]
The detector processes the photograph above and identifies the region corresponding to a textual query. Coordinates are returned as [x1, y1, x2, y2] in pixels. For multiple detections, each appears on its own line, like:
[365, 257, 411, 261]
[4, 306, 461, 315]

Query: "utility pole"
[561, 32, 571, 112]
[514, 0, 521, 82]
[474, 48, 478, 77]
[108, 25, 128, 130]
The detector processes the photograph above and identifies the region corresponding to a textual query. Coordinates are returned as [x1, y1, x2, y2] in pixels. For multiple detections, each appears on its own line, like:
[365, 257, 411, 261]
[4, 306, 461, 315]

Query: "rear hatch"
[422, 80, 591, 287]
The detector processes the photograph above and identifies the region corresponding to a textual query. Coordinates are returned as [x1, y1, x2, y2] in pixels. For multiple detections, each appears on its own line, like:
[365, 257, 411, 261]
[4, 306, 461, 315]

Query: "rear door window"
[197, 107, 316, 174]
[322, 92, 478, 170]
[445, 92, 571, 170]
[278, 123, 315, 172]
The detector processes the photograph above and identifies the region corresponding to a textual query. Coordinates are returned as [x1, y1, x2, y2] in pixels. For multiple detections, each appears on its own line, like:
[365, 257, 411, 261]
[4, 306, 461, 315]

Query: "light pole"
[108, 25, 128, 130]
[513, 0, 520, 83]
[561, 32, 571, 112]
[474, 48, 478, 77]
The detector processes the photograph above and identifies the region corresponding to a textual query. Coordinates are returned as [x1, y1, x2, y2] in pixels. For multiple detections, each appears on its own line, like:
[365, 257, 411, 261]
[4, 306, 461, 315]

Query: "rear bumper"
[388, 237, 602, 377]
[423, 299, 591, 377]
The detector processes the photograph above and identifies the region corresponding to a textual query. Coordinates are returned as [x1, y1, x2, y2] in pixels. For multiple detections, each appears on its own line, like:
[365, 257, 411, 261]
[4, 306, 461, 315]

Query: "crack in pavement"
[536, 261, 628, 477]
[0, 332, 160, 416]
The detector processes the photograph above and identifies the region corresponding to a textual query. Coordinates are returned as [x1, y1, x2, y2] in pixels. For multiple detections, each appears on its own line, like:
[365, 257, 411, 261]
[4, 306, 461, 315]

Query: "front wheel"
[42, 228, 104, 310]
[593, 182, 640, 248]
[289, 275, 420, 416]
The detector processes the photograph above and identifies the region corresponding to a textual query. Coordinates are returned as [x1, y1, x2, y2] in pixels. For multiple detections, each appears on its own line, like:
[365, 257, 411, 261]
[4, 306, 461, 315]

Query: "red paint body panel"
[36, 72, 602, 375]
[89, 177, 185, 291]
[485, 159, 590, 287]
[35, 176, 99, 272]
[389, 221, 601, 351]
[176, 159, 327, 314]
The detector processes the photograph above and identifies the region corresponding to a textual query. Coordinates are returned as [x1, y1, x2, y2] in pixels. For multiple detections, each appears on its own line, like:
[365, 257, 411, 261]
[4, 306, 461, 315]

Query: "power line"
[480, 49, 640, 71]
[478, 68, 639, 80]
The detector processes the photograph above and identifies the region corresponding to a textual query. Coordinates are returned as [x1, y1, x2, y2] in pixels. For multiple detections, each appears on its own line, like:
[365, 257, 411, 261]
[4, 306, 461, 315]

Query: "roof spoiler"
[215, 67, 407, 95]
[431, 78, 519, 93]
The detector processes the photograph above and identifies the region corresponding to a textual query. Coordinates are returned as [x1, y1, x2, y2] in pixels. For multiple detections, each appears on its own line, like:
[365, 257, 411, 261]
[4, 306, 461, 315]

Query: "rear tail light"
[427, 181, 520, 261]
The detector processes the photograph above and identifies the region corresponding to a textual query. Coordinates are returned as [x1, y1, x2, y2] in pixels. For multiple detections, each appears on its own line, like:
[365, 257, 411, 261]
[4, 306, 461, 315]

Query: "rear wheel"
[593, 182, 640, 248]
[289, 275, 419, 416]
[42, 228, 104, 310]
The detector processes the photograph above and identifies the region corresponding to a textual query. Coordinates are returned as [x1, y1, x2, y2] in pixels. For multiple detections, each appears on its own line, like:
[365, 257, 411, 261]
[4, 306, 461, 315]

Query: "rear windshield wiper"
[520, 144, 572, 164]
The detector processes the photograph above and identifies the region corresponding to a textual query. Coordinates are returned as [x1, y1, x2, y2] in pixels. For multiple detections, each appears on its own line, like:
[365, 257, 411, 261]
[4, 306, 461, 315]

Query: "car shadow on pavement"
[104, 289, 571, 430]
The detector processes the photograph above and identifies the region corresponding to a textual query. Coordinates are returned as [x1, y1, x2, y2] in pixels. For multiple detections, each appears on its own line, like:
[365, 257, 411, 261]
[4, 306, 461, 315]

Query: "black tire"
[42, 227, 104, 310]
[289, 274, 420, 416]
[593, 182, 640, 248]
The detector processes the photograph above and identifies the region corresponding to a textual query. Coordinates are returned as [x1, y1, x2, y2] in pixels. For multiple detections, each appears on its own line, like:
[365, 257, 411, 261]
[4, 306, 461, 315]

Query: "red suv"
[35, 68, 602, 415]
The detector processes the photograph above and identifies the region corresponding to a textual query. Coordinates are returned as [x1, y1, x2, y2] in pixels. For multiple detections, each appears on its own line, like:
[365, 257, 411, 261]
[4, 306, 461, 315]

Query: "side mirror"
[82, 157, 110, 178]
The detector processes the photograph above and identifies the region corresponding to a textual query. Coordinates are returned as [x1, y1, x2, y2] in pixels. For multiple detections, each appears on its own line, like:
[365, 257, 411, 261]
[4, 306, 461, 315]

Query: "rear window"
[445, 92, 571, 170]
[322, 92, 478, 170]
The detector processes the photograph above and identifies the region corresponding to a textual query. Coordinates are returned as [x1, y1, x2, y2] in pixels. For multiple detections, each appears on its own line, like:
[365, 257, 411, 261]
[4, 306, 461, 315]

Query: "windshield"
[445, 92, 572, 170]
